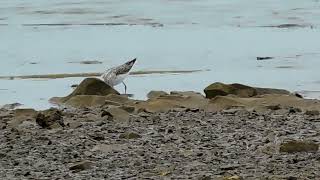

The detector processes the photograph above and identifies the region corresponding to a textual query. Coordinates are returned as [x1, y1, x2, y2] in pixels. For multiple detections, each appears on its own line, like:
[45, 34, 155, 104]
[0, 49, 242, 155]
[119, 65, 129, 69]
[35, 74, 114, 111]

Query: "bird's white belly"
[108, 73, 128, 86]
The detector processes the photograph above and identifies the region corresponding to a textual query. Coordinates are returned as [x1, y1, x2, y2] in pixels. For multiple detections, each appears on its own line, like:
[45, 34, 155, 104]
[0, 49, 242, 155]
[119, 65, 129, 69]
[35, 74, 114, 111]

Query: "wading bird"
[101, 58, 136, 94]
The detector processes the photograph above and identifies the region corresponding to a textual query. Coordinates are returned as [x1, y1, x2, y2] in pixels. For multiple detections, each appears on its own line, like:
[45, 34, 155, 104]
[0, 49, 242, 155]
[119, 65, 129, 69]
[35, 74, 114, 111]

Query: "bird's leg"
[122, 82, 127, 94]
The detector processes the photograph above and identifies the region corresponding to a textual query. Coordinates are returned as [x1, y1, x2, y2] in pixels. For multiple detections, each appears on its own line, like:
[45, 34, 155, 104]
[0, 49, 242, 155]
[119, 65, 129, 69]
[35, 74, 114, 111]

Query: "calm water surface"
[1, 0, 320, 109]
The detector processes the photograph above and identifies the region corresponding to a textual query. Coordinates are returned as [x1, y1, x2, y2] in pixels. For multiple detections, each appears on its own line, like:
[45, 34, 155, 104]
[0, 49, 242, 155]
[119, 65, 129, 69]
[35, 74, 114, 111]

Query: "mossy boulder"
[280, 140, 318, 153]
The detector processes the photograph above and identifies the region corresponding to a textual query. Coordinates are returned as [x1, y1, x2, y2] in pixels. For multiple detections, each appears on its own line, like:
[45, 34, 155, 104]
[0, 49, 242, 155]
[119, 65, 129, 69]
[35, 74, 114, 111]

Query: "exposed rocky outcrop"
[204, 82, 290, 99]
[50, 78, 119, 105]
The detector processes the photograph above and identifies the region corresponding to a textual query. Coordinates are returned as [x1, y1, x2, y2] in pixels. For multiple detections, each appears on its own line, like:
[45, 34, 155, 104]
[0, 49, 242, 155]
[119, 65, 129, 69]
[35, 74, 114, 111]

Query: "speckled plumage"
[101, 58, 136, 93]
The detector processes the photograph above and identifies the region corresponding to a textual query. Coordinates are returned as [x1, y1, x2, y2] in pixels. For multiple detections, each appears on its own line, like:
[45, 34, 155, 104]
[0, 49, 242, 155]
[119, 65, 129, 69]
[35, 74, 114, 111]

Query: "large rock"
[51, 78, 119, 104]
[204, 82, 257, 98]
[204, 82, 290, 99]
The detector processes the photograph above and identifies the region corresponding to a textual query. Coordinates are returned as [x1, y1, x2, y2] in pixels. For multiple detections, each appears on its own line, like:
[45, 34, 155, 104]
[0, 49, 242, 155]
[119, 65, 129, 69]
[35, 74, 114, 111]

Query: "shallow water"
[1, 0, 320, 109]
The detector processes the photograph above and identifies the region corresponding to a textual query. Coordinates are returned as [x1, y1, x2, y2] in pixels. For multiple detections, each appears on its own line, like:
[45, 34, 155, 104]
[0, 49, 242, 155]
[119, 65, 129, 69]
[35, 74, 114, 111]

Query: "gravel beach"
[1, 106, 320, 179]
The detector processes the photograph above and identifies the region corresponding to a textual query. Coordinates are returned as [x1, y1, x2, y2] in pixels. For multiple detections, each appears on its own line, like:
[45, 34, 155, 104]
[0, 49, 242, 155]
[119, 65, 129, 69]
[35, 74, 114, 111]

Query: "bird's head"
[125, 58, 136, 67]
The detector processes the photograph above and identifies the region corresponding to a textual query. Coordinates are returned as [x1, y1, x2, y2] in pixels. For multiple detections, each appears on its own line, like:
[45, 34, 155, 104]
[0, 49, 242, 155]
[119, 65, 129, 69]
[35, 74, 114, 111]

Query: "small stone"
[199, 176, 212, 180]
[289, 107, 302, 113]
[101, 110, 113, 118]
[69, 161, 93, 172]
[224, 175, 243, 180]
[119, 132, 141, 139]
[280, 140, 319, 153]
[68, 121, 82, 129]
[266, 104, 281, 110]
[89, 133, 105, 141]
[286, 176, 298, 180]
[0, 152, 6, 159]
[220, 164, 240, 171]
[23, 171, 31, 177]
[95, 121, 106, 126]
[305, 110, 319, 116]
[294, 93, 303, 98]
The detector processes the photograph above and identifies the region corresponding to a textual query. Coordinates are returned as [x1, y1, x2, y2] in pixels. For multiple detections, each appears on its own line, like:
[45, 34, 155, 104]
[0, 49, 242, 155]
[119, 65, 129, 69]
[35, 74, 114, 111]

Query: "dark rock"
[286, 176, 298, 180]
[294, 93, 303, 98]
[288, 107, 302, 114]
[36, 108, 64, 129]
[89, 133, 105, 141]
[204, 82, 257, 98]
[204, 82, 290, 99]
[220, 164, 240, 171]
[266, 104, 281, 110]
[69, 161, 93, 172]
[280, 141, 319, 153]
[0, 152, 6, 159]
[101, 110, 113, 119]
[256, 57, 274, 60]
[119, 132, 141, 139]
[23, 171, 31, 176]
[305, 110, 319, 116]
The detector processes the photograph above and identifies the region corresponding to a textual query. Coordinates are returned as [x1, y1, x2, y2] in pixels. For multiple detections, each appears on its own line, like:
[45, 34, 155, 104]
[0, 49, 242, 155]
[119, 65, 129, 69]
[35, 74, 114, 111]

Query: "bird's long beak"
[126, 58, 136, 65]
[130, 58, 136, 64]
